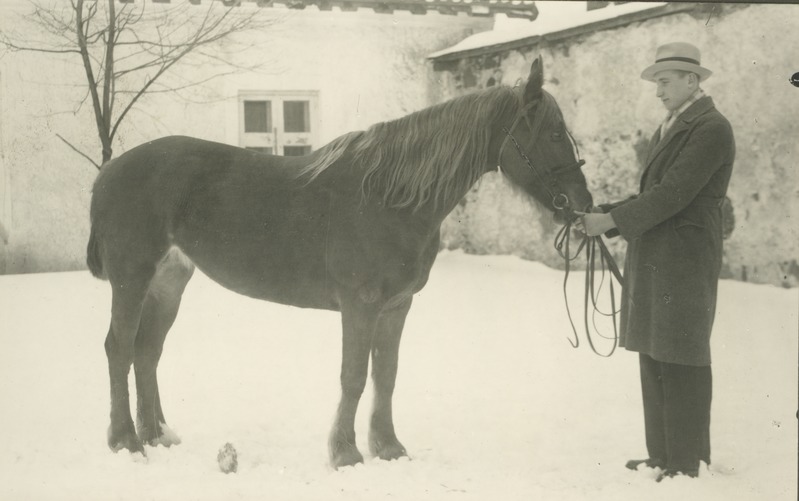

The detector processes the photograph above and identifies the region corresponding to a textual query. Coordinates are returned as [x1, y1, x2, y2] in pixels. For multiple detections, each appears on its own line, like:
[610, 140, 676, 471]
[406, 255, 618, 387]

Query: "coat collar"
[645, 96, 716, 167]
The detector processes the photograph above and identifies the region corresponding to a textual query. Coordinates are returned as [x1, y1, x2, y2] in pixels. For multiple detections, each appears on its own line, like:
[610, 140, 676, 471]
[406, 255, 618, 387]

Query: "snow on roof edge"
[428, 1, 668, 60]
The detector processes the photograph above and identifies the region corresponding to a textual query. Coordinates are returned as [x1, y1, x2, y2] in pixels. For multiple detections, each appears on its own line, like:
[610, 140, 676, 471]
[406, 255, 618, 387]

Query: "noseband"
[498, 102, 586, 218]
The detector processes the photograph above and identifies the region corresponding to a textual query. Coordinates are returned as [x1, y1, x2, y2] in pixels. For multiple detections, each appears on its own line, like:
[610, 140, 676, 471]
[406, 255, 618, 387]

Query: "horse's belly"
[173, 231, 341, 311]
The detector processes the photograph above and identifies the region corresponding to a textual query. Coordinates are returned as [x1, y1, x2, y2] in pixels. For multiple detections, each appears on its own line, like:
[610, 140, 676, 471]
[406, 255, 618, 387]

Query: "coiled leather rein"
[554, 220, 624, 357]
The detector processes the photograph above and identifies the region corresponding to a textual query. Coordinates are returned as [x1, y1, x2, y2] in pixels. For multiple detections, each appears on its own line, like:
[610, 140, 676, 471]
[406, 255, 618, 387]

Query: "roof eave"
[429, 2, 697, 62]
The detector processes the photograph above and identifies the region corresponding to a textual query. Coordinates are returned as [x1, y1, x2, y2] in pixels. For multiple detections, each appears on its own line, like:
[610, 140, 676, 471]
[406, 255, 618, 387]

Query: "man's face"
[654, 70, 696, 111]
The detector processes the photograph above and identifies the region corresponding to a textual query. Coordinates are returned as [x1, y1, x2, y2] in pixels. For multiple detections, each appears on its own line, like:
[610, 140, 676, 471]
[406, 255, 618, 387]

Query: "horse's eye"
[552, 131, 564, 141]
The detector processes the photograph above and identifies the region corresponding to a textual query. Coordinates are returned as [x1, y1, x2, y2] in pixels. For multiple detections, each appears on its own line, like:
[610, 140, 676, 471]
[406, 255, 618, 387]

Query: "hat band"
[655, 56, 700, 65]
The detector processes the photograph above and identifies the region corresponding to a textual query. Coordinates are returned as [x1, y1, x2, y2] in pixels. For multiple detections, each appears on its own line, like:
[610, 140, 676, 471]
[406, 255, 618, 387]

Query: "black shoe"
[625, 458, 665, 471]
[655, 468, 699, 482]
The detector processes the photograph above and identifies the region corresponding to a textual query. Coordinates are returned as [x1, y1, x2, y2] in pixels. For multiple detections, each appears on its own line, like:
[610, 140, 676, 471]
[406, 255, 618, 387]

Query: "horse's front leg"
[369, 297, 412, 461]
[329, 295, 381, 469]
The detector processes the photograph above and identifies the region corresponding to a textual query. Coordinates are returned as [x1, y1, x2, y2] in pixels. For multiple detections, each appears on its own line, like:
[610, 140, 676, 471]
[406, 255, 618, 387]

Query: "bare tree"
[0, 0, 277, 168]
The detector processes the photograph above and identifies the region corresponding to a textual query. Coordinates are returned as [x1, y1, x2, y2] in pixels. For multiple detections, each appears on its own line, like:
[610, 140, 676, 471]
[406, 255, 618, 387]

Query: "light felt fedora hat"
[641, 42, 713, 82]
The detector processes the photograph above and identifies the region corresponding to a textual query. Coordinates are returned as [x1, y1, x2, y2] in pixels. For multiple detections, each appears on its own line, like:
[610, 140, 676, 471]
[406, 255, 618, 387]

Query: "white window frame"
[238, 90, 319, 156]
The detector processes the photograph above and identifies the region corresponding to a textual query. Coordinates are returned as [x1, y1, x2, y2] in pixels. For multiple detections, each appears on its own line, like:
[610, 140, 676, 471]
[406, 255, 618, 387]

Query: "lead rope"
[554, 221, 623, 357]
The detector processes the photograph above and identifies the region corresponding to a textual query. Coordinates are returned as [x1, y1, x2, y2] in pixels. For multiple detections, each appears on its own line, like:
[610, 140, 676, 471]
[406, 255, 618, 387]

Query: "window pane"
[244, 101, 271, 133]
[246, 146, 273, 155]
[283, 145, 312, 157]
[283, 101, 310, 133]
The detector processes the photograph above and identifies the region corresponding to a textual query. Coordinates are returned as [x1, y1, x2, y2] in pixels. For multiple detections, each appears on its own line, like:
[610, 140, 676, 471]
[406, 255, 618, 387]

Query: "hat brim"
[641, 61, 712, 82]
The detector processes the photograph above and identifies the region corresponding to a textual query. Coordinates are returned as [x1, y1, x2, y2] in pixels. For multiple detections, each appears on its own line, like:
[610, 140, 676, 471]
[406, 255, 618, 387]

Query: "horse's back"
[89, 136, 344, 307]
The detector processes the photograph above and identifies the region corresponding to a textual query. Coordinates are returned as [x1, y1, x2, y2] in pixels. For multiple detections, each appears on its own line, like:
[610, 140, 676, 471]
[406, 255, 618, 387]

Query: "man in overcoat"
[576, 42, 735, 481]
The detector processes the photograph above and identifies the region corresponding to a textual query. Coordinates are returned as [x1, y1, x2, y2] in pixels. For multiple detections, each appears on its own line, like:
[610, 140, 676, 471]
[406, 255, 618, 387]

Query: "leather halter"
[499, 100, 624, 358]
[498, 101, 586, 217]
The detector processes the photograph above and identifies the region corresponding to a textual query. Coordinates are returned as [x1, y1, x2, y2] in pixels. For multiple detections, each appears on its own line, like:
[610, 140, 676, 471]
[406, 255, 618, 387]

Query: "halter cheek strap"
[498, 101, 537, 162]
[498, 104, 585, 216]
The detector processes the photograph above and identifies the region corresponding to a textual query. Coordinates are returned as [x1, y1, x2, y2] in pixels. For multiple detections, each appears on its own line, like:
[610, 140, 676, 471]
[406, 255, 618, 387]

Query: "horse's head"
[497, 56, 592, 222]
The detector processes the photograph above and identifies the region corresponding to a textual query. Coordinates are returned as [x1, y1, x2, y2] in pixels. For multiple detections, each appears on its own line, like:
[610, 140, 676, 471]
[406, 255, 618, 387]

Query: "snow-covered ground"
[0, 251, 795, 500]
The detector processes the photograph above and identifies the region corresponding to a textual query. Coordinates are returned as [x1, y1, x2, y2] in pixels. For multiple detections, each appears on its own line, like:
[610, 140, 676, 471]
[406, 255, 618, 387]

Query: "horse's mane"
[299, 85, 526, 210]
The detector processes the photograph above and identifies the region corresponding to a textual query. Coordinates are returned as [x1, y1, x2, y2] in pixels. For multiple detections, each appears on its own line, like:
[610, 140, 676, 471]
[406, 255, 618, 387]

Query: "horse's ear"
[524, 55, 544, 103]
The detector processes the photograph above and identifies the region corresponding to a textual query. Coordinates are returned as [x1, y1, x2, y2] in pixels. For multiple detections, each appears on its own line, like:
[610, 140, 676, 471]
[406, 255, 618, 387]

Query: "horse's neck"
[414, 164, 496, 229]
[424, 122, 504, 222]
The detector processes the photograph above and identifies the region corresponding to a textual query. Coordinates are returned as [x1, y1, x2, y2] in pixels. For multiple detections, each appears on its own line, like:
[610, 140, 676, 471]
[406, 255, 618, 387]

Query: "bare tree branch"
[56, 134, 101, 170]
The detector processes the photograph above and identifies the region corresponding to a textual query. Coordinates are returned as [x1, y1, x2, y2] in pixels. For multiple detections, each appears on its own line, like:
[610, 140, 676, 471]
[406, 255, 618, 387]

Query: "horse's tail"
[86, 225, 106, 280]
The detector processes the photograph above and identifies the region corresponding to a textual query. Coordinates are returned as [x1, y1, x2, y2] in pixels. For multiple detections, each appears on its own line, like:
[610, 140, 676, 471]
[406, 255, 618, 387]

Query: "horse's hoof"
[329, 439, 364, 469]
[369, 434, 408, 461]
[108, 428, 146, 456]
[141, 422, 182, 448]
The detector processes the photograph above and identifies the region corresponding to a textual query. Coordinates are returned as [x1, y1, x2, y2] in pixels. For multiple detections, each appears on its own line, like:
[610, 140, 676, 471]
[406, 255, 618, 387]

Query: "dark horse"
[87, 57, 592, 469]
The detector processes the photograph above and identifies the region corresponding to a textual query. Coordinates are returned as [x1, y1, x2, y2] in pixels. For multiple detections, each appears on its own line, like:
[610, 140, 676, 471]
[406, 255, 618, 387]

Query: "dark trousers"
[639, 353, 712, 472]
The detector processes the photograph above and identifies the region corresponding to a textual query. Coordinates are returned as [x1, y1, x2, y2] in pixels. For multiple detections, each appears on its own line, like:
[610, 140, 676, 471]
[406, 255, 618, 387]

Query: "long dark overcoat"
[604, 96, 735, 366]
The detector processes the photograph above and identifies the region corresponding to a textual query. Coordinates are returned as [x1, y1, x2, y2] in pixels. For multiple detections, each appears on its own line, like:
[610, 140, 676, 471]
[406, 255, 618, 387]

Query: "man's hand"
[574, 210, 617, 237]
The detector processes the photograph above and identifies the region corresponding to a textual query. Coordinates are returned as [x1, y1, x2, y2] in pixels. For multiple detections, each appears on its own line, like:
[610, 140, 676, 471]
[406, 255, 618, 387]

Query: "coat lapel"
[641, 97, 716, 178]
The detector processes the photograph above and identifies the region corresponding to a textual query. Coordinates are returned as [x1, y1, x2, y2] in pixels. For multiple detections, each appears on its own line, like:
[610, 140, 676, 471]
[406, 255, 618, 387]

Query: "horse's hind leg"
[134, 248, 194, 446]
[368, 297, 412, 461]
[105, 267, 156, 454]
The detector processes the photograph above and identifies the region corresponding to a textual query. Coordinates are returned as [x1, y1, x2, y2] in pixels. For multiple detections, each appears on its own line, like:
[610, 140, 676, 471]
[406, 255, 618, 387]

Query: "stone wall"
[430, 3, 799, 287]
